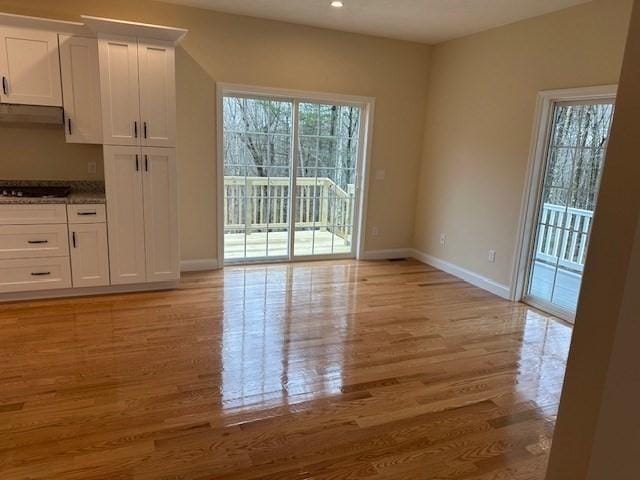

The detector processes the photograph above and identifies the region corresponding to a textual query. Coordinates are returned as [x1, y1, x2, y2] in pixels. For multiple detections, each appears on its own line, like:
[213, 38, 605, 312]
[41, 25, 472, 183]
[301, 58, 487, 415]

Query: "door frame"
[215, 82, 376, 266]
[510, 85, 617, 321]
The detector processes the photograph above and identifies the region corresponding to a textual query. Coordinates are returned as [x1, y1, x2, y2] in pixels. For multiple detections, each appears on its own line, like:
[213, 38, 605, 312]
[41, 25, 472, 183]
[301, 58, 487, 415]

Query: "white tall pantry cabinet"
[85, 16, 185, 287]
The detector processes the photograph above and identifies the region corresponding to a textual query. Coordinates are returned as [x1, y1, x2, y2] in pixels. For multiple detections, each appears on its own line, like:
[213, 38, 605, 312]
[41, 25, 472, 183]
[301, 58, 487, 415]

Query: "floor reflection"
[516, 308, 572, 416]
[221, 262, 359, 411]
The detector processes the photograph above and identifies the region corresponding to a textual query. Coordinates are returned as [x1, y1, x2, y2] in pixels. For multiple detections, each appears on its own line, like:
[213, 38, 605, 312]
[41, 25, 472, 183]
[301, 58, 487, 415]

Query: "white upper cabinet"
[59, 35, 102, 144]
[142, 147, 179, 281]
[98, 35, 140, 146]
[103, 145, 147, 285]
[98, 35, 176, 148]
[0, 26, 62, 106]
[138, 40, 176, 148]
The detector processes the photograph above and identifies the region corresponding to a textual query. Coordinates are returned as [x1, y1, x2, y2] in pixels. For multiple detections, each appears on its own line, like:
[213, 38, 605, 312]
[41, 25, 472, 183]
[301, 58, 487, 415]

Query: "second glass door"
[525, 100, 615, 316]
[294, 102, 361, 257]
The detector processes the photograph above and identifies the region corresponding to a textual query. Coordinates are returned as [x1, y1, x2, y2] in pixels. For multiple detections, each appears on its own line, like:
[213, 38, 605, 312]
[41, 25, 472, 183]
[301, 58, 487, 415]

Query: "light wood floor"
[0, 259, 571, 479]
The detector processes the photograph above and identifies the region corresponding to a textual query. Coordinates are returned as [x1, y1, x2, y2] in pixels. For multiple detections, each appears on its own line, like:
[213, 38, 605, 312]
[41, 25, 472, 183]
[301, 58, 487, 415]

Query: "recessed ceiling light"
[330, 1, 344, 8]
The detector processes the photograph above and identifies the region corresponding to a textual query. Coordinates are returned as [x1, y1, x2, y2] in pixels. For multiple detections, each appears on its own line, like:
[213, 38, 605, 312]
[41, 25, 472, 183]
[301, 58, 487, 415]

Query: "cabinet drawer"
[67, 204, 106, 223]
[0, 224, 70, 260]
[0, 257, 71, 293]
[0, 204, 67, 225]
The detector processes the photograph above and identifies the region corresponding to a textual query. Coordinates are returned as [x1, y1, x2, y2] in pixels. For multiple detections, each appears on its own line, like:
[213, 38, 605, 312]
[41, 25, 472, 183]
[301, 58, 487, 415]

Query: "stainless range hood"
[0, 104, 64, 125]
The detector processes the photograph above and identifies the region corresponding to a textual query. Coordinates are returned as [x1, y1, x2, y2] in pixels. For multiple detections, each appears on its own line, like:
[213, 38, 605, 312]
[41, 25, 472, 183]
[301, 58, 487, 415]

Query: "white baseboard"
[361, 249, 413, 260]
[0, 281, 179, 303]
[180, 258, 219, 272]
[409, 249, 512, 300]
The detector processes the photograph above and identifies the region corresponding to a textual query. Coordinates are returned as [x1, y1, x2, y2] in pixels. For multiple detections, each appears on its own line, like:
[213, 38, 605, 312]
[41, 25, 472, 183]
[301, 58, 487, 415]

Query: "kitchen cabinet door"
[0, 26, 62, 106]
[98, 35, 141, 146]
[142, 147, 179, 281]
[103, 145, 146, 284]
[59, 35, 103, 144]
[138, 40, 176, 147]
[69, 223, 110, 287]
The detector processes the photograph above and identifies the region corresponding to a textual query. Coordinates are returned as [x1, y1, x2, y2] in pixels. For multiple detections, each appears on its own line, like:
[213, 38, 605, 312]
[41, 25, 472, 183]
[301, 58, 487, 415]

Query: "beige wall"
[546, 1, 640, 477]
[413, 0, 633, 288]
[0, 0, 431, 262]
[0, 125, 103, 181]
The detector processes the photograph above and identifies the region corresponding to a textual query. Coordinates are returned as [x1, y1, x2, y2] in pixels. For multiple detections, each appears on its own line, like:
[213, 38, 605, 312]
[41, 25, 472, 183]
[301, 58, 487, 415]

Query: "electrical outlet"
[440, 233, 446, 246]
[87, 161, 97, 175]
[376, 169, 386, 181]
[372, 226, 380, 237]
[488, 249, 496, 263]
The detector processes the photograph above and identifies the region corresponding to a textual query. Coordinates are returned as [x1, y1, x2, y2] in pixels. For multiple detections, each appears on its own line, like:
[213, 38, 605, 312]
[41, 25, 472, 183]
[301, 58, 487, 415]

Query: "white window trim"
[510, 85, 618, 320]
[215, 82, 376, 266]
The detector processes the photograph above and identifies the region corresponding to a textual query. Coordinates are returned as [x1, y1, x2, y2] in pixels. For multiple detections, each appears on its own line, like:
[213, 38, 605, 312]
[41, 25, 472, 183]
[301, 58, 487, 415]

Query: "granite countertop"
[0, 180, 106, 205]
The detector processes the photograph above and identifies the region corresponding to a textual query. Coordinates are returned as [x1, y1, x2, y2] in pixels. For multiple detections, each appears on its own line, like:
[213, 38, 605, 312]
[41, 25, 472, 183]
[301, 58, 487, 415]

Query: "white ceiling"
[158, 0, 591, 44]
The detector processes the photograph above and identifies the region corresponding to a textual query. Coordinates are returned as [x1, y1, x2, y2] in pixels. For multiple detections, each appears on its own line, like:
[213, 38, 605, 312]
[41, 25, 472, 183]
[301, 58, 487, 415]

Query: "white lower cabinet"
[0, 224, 69, 260]
[68, 222, 110, 288]
[104, 145, 179, 285]
[0, 204, 111, 295]
[142, 147, 179, 282]
[103, 145, 146, 284]
[0, 257, 71, 293]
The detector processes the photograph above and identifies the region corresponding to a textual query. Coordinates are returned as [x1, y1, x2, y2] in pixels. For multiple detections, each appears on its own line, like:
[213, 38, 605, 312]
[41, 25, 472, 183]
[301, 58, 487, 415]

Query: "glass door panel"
[294, 102, 361, 257]
[223, 96, 293, 263]
[526, 101, 614, 314]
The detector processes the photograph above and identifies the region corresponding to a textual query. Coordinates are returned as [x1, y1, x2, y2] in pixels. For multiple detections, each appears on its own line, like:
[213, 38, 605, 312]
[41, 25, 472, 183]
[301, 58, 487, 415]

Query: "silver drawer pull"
[31, 272, 51, 276]
[28, 240, 49, 244]
[77, 211, 97, 216]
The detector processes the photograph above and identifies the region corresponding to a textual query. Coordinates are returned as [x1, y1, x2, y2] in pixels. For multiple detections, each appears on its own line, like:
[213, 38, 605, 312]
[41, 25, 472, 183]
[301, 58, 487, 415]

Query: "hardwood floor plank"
[0, 259, 571, 479]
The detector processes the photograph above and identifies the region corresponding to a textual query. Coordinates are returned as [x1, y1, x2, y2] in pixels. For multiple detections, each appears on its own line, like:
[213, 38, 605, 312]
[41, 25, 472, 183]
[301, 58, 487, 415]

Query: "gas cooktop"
[0, 185, 72, 198]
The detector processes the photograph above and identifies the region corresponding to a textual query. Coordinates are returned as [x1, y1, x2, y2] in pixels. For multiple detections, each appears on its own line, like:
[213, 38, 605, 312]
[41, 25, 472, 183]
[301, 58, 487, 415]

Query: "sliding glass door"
[294, 102, 360, 257]
[222, 94, 364, 264]
[223, 97, 293, 261]
[524, 100, 615, 316]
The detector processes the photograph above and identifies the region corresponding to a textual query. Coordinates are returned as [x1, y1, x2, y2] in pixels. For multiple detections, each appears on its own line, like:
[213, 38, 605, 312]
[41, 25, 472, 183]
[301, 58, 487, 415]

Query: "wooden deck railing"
[224, 176, 355, 239]
[536, 203, 594, 272]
